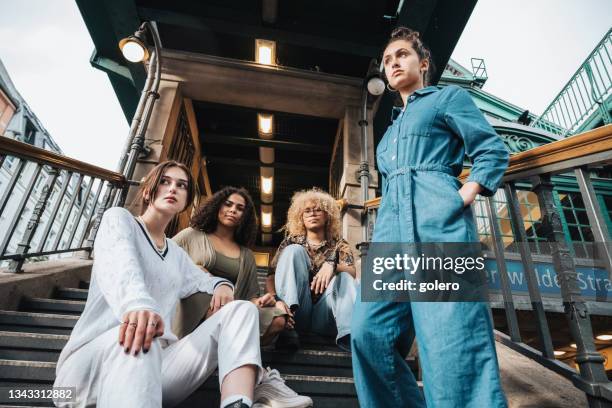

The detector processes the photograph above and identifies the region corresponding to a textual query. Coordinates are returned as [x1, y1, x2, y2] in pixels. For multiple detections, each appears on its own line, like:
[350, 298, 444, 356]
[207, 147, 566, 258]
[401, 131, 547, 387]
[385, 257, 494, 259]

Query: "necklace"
[306, 238, 324, 248]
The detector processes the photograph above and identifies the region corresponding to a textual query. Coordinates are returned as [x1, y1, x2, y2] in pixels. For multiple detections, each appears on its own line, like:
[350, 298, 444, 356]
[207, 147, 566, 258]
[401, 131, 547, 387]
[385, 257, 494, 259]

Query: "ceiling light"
[553, 350, 566, 356]
[255, 39, 276, 65]
[262, 209, 272, 228]
[261, 176, 273, 195]
[596, 334, 612, 341]
[258, 113, 273, 135]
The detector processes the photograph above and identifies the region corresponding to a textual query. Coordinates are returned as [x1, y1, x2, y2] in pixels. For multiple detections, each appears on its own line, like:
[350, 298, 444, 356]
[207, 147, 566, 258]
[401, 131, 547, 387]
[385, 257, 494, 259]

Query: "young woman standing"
[351, 28, 509, 407]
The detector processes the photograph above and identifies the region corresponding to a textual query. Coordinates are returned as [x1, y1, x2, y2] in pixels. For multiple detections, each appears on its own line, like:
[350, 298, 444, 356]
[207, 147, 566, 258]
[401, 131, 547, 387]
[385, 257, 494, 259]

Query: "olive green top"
[171, 227, 284, 339]
[210, 250, 241, 283]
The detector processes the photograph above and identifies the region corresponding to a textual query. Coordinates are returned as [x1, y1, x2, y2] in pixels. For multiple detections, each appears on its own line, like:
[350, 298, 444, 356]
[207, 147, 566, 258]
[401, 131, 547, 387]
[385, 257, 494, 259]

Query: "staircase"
[0, 267, 419, 407]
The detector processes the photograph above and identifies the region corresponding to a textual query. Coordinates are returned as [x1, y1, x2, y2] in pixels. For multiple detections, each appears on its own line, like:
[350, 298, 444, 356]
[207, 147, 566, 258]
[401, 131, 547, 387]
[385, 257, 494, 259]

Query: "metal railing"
[531, 28, 611, 136]
[362, 124, 612, 406]
[0, 137, 127, 272]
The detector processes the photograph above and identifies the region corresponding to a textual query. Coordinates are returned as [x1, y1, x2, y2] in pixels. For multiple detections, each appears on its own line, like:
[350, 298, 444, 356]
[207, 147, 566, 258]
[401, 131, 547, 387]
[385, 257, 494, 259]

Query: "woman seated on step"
[268, 188, 357, 352]
[172, 186, 292, 347]
[53, 161, 310, 408]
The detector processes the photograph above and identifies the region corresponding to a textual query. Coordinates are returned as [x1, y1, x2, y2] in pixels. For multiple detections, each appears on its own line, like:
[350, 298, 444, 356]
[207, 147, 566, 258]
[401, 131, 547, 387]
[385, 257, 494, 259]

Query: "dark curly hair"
[384, 26, 435, 87]
[190, 186, 258, 247]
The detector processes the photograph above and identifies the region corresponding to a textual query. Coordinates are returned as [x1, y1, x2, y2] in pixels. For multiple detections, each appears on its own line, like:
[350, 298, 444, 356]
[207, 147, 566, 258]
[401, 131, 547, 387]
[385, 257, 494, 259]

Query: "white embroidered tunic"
[56, 207, 231, 371]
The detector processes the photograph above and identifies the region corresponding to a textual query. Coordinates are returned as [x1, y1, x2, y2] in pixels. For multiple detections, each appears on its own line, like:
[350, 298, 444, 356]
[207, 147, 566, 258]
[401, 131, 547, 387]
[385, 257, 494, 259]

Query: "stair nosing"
[57, 288, 88, 293]
[24, 298, 86, 305]
[0, 331, 70, 340]
[0, 359, 56, 368]
[0, 310, 79, 320]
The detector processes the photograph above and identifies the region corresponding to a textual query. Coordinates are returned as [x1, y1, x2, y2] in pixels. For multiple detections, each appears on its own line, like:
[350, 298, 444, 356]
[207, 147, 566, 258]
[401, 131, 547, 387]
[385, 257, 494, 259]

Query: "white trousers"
[54, 300, 262, 408]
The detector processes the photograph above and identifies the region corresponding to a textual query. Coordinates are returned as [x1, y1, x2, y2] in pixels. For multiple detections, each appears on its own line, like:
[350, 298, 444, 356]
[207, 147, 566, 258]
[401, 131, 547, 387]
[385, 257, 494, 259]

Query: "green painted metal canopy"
[76, 0, 477, 125]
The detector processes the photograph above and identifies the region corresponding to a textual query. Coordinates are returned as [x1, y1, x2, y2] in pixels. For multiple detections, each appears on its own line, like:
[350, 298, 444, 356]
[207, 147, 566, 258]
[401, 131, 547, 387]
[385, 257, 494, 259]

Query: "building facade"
[0, 58, 96, 264]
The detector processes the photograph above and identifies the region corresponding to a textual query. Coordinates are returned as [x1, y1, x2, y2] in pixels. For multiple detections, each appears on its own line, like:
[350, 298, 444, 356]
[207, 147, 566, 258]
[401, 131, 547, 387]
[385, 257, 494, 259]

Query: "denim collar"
[391, 86, 440, 120]
[413, 86, 439, 96]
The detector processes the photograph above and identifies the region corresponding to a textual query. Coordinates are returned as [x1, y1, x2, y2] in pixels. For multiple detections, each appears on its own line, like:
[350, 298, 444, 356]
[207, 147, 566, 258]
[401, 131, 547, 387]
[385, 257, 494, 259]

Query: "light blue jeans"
[274, 244, 357, 343]
[351, 288, 507, 407]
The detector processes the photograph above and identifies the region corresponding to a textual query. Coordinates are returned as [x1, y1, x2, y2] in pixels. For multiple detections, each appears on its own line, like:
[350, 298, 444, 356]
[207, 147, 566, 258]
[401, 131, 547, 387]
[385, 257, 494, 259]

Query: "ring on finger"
[128, 322, 137, 328]
[148, 321, 157, 327]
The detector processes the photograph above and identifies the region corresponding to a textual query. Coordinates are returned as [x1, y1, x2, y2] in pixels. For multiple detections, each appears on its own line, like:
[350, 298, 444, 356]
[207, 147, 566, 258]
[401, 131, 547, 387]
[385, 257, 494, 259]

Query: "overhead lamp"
[255, 39, 276, 65]
[365, 59, 385, 96]
[119, 28, 149, 63]
[112, 21, 161, 207]
[261, 176, 273, 195]
[260, 167, 274, 203]
[262, 211, 272, 227]
[367, 76, 385, 96]
[596, 334, 612, 341]
[258, 113, 274, 136]
[570, 343, 577, 349]
[261, 204, 273, 231]
[553, 350, 566, 357]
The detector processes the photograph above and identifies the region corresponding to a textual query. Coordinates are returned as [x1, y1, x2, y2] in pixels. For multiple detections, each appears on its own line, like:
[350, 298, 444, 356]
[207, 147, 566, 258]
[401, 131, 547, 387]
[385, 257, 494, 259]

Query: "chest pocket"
[377, 123, 400, 174]
[400, 105, 438, 138]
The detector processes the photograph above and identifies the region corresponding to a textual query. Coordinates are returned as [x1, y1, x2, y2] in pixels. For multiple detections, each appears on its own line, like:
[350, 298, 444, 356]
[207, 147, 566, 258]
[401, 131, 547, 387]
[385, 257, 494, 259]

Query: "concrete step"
[0, 362, 362, 400]
[54, 288, 88, 301]
[0, 311, 77, 334]
[20, 299, 84, 316]
[178, 373, 361, 408]
[0, 360, 55, 382]
[0, 331, 368, 377]
[0, 332, 68, 362]
[0, 281, 379, 406]
[78, 281, 89, 289]
[263, 349, 353, 377]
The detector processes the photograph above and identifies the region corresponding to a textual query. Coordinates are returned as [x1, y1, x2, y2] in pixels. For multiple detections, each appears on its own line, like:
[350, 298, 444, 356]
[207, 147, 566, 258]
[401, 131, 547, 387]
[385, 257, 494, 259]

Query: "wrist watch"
[273, 294, 283, 302]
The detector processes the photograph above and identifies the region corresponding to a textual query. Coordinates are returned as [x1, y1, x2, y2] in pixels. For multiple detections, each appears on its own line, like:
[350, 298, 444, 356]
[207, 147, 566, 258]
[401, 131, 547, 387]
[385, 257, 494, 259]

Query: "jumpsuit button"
[391, 155, 396, 160]
[393, 138, 397, 143]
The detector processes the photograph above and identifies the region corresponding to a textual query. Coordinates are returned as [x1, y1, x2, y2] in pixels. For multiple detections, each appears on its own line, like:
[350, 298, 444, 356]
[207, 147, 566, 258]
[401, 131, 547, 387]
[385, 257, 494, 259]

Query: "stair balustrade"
[0, 137, 127, 273]
[531, 28, 611, 136]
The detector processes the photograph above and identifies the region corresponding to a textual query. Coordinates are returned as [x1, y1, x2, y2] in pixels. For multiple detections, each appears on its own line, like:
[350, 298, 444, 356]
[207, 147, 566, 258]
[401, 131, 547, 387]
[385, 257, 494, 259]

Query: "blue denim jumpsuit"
[351, 85, 509, 407]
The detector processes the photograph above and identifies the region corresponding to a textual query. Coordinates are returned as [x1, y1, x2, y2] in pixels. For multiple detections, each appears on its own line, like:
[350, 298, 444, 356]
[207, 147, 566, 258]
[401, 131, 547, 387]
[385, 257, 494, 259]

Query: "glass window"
[556, 191, 595, 258]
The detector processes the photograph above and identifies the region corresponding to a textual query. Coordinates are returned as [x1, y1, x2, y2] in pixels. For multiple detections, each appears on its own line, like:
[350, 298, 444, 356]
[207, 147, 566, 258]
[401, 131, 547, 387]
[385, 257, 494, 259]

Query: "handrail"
[362, 124, 612, 209]
[0, 137, 127, 272]
[464, 124, 612, 182]
[530, 28, 611, 136]
[1, 136, 125, 184]
[366, 125, 611, 210]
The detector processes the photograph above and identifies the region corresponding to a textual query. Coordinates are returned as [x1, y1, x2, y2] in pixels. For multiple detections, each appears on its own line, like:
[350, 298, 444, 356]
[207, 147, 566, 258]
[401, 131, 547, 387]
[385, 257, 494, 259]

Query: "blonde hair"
[282, 188, 342, 240]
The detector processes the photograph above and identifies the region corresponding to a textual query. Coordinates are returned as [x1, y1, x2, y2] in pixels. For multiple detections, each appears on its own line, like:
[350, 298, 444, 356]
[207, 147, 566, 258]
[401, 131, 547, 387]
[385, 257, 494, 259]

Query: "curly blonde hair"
[281, 189, 342, 240]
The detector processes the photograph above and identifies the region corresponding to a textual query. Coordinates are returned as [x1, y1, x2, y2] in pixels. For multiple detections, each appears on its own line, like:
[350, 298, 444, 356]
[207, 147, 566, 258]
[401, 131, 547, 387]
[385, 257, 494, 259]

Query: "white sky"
[0, 0, 609, 170]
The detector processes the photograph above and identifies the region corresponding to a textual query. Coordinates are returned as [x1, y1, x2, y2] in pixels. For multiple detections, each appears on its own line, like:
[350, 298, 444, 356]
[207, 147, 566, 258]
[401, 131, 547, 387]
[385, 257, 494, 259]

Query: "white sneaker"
[253, 367, 313, 408]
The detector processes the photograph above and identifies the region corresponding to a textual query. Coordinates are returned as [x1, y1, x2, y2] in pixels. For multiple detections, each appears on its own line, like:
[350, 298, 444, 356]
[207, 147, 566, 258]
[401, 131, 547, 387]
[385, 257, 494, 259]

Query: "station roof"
[76, 0, 477, 243]
[76, 0, 477, 124]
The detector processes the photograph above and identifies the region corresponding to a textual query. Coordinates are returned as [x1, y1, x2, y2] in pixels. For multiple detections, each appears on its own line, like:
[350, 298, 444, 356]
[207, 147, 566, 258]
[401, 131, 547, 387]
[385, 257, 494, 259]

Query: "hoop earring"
[386, 83, 397, 92]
